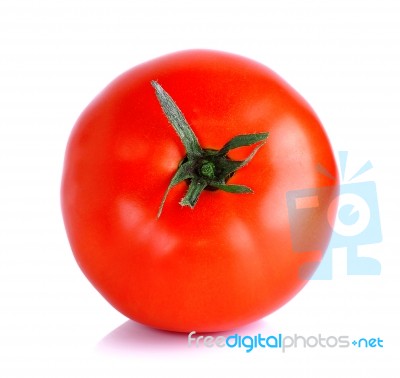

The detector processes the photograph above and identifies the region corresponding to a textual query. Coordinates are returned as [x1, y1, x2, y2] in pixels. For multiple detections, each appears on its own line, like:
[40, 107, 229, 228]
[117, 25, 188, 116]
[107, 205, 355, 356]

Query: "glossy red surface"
[61, 50, 338, 332]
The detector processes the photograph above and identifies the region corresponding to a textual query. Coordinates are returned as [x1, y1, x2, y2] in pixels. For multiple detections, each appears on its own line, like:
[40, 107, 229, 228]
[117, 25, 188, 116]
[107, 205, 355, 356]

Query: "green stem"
[180, 178, 208, 208]
[151, 81, 269, 218]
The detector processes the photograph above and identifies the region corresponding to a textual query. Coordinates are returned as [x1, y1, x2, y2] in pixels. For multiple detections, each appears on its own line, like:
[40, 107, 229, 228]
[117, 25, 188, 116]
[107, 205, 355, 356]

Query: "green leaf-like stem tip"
[152, 81, 269, 218]
[151, 81, 202, 158]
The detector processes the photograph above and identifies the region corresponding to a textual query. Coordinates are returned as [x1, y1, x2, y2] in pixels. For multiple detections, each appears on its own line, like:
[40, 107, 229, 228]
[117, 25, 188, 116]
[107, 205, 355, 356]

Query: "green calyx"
[151, 81, 269, 218]
[199, 160, 216, 179]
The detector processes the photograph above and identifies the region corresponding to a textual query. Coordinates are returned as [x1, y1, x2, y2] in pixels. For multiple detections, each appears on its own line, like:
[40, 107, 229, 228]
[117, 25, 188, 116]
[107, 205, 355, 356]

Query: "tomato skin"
[61, 50, 338, 332]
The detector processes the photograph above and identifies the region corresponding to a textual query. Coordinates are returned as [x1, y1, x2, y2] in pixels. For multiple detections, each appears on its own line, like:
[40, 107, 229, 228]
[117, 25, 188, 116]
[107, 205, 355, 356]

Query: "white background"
[1, 0, 399, 377]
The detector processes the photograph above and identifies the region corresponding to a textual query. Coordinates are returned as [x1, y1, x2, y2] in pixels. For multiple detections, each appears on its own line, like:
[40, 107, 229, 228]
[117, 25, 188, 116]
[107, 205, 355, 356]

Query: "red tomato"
[61, 50, 338, 332]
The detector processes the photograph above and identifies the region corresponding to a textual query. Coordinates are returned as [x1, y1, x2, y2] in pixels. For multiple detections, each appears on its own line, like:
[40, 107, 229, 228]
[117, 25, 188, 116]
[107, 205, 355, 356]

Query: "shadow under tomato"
[97, 318, 273, 356]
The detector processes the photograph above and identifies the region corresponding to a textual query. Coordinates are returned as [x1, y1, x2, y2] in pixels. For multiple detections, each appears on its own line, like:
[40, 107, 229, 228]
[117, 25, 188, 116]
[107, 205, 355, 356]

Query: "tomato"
[61, 50, 338, 332]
